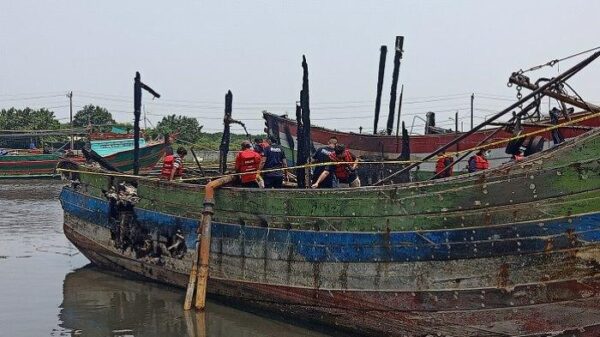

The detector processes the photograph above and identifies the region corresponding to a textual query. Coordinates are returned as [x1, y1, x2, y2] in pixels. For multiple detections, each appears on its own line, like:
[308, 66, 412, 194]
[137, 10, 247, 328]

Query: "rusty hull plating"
[59, 127, 600, 336]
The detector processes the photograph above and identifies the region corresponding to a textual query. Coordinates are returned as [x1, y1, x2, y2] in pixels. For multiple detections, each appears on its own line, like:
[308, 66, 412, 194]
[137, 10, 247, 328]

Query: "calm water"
[0, 180, 329, 337]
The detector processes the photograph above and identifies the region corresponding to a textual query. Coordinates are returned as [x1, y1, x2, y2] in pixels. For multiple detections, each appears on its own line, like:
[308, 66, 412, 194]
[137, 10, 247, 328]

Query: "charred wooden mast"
[133, 72, 160, 175]
[386, 36, 404, 135]
[373, 46, 387, 134]
[296, 55, 312, 188]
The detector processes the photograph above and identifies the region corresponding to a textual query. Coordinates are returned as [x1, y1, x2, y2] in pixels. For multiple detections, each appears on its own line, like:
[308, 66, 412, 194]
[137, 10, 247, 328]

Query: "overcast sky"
[1, 1, 599, 134]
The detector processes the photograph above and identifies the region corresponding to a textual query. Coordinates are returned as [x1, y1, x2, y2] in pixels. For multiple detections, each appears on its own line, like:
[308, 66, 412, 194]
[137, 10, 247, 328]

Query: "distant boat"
[0, 150, 64, 178]
[263, 110, 600, 173]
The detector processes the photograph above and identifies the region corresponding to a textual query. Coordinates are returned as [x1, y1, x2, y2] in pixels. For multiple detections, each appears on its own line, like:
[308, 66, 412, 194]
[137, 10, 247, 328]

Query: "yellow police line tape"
[56, 110, 600, 183]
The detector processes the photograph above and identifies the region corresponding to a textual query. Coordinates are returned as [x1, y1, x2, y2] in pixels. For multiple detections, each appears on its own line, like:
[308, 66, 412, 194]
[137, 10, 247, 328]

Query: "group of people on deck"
[234, 136, 361, 189]
[434, 147, 525, 179]
[161, 135, 528, 185]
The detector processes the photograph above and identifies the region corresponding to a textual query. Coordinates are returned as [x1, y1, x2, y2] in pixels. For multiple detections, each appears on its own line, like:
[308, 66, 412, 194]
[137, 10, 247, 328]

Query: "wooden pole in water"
[386, 36, 404, 135]
[373, 45, 387, 134]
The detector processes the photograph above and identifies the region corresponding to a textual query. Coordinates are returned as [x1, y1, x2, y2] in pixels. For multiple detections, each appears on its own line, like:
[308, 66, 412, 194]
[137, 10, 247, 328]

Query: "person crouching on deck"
[331, 144, 360, 187]
[467, 149, 490, 173]
[235, 140, 262, 188]
[161, 146, 188, 181]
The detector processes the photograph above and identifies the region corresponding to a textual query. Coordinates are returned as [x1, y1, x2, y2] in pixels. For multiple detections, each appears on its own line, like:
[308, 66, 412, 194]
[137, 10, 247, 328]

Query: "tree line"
[0, 105, 262, 150]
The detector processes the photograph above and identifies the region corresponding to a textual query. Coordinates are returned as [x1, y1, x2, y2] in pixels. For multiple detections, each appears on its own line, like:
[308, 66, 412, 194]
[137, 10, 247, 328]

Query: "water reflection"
[59, 266, 329, 337]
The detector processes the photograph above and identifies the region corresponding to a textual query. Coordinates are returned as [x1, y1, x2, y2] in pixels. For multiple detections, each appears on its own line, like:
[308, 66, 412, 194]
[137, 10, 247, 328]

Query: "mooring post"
[373, 45, 387, 134]
[387, 36, 404, 135]
[218, 91, 233, 174]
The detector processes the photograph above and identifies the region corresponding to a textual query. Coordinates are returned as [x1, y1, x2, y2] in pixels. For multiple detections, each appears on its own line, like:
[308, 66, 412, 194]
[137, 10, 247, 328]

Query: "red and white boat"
[263, 110, 600, 173]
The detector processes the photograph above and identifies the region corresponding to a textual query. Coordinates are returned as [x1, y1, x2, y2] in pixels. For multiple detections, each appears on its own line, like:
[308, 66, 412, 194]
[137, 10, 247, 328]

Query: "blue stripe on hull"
[60, 187, 600, 263]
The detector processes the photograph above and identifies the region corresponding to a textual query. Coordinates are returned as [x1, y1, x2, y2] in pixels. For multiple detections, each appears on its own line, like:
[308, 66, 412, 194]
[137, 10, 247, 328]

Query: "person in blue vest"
[311, 137, 338, 188]
[259, 139, 288, 188]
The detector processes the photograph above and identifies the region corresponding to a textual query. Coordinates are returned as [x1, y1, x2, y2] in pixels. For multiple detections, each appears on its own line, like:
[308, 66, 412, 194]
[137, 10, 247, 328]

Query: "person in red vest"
[434, 151, 454, 179]
[161, 146, 188, 181]
[235, 140, 262, 188]
[331, 144, 360, 187]
[468, 148, 490, 173]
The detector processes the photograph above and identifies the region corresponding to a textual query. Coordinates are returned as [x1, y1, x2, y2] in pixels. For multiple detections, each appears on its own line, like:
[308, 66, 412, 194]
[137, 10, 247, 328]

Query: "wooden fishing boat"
[263, 110, 600, 173]
[59, 124, 600, 336]
[0, 151, 63, 178]
[96, 141, 166, 173]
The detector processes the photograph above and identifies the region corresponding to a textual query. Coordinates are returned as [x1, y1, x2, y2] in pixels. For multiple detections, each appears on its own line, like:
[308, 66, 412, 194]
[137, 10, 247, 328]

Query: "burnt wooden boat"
[59, 124, 600, 336]
[263, 110, 600, 173]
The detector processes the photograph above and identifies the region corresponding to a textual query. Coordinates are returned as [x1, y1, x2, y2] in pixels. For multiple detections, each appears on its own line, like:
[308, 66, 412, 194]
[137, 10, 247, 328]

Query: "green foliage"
[0, 107, 60, 130]
[151, 114, 204, 143]
[73, 105, 115, 127]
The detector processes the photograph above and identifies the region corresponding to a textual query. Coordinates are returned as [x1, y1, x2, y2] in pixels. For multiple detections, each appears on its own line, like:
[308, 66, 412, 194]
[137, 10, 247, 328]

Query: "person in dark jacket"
[260, 139, 288, 188]
[311, 137, 337, 188]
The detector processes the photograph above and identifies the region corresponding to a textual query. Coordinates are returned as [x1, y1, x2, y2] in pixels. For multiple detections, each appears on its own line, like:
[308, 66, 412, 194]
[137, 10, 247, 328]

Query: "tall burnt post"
[299, 55, 312, 187]
[373, 46, 387, 134]
[218, 90, 233, 174]
[395, 84, 404, 153]
[133, 72, 160, 175]
[386, 36, 404, 135]
[295, 102, 306, 188]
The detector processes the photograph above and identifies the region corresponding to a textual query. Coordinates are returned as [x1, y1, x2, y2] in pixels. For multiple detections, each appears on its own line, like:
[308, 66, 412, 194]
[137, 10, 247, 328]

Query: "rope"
[56, 110, 600, 183]
[520, 46, 600, 74]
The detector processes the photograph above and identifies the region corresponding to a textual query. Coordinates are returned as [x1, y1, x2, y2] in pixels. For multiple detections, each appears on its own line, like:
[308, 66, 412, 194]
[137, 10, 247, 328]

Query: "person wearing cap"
[235, 140, 262, 188]
[259, 138, 288, 188]
[331, 144, 360, 187]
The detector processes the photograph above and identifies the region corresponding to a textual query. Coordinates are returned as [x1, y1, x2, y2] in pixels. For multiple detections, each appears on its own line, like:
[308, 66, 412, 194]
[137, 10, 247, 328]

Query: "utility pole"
[67, 91, 74, 150]
[470, 93, 474, 130]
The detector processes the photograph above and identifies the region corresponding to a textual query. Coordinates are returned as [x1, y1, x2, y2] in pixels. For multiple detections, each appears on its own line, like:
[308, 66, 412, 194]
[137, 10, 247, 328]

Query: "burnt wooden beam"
[386, 36, 404, 135]
[133, 72, 160, 175]
[218, 90, 233, 174]
[373, 46, 387, 134]
[300, 55, 312, 187]
[295, 102, 306, 188]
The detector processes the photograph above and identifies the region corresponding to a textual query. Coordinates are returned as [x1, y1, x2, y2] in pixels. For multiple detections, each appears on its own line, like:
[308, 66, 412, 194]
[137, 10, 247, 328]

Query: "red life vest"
[473, 154, 489, 170]
[330, 150, 354, 181]
[236, 149, 262, 183]
[435, 155, 453, 177]
[161, 155, 183, 179]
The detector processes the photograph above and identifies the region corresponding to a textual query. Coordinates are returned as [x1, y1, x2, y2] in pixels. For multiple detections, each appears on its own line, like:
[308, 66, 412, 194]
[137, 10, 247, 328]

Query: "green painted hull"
[102, 142, 165, 173]
[73, 128, 600, 233]
[0, 153, 61, 178]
